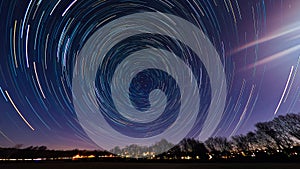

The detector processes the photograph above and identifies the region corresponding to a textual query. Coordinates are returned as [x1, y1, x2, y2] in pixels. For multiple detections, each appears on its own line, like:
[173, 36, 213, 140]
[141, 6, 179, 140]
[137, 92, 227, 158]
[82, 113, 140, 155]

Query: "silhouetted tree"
[38, 146, 47, 151]
[110, 139, 174, 158]
[232, 134, 249, 152]
[179, 138, 208, 159]
[205, 137, 232, 153]
[111, 146, 121, 155]
[13, 144, 23, 149]
[276, 114, 300, 141]
[167, 145, 181, 159]
[255, 129, 277, 150]
[256, 122, 279, 148]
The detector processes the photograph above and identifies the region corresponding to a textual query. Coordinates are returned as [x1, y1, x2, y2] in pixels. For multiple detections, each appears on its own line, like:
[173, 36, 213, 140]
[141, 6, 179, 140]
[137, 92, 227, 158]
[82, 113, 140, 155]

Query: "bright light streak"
[50, 0, 61, 16]
[20, 0, 33, 38]
[34, 11, 45, 50]
[248, 44, 300, 69]
[233, 25, 300, 54]
[0, 86, 8, 102]
[284, 56, 300, 102]
[44, 34, 49, 69]
[0, 130, 14, 144]
[33, 62, 46, 99]
[228, 0, 237, 24]
[5, 90, 35, 131]
[273, 66, 294, 115]
[62, 0, 77, 17]
[13, 20, 18, 68]
[25, 25, 30, 68]
[233, 79, 246, 112]
[230, 84, 255, 137]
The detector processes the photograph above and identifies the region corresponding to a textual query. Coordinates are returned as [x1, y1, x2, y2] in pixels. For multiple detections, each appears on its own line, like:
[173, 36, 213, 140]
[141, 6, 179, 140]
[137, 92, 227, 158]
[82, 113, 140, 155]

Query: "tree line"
[206, 113, 300, 152]
[1, 113, 300, 161]
[110, 139, 174, 158]
[0, 146, 113, 160]
[158, 113, 300, 161]
[110, 113, 300, 161]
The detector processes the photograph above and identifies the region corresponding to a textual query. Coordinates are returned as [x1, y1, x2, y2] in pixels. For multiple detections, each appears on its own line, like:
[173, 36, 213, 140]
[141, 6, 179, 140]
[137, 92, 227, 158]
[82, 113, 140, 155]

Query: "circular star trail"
[72, 12, 227, 149]
[1, 0, 300, 151]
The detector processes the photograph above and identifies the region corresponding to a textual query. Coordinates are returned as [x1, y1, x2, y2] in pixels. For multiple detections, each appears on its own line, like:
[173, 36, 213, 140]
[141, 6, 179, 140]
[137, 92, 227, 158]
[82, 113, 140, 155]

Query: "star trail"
[1, 0, 300, 151]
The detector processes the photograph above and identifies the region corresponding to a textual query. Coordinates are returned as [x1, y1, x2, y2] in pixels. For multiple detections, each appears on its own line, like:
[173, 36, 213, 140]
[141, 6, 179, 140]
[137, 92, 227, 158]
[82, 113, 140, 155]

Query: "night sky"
[1, 0, 300, 151]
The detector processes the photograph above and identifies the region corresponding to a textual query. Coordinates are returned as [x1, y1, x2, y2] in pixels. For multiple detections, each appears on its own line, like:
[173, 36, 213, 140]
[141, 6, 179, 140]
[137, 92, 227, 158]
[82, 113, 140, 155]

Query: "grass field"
[1, 162, 300, 169]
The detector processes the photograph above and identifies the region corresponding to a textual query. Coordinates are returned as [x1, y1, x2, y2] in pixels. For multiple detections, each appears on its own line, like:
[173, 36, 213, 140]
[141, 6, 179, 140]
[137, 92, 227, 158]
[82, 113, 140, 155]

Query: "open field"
[1, 162, 300, 169]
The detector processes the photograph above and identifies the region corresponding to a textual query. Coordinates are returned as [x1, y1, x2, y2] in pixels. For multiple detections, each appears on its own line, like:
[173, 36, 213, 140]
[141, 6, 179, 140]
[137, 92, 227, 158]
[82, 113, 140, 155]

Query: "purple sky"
[1, 0, 300, 150]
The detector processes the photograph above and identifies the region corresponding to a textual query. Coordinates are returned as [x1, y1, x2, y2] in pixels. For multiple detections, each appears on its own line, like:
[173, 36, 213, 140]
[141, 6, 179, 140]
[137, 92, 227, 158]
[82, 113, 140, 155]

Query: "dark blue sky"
[1, 0, 300, 150]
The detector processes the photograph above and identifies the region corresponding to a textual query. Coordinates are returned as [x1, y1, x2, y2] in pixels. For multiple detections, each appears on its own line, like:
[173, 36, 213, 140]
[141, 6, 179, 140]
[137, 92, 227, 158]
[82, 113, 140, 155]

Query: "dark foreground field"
[1, 162, 300, 169]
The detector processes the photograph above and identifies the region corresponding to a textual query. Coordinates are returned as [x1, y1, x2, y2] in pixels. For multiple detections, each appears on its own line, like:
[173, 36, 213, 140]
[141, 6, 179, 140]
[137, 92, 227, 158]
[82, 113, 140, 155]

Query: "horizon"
[1, 109, 300, 167]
